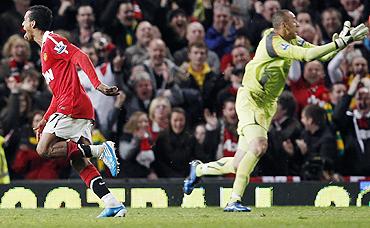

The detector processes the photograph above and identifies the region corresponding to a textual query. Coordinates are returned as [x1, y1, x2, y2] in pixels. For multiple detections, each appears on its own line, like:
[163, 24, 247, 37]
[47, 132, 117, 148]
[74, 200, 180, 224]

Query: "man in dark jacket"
[333, 74, 370, 175]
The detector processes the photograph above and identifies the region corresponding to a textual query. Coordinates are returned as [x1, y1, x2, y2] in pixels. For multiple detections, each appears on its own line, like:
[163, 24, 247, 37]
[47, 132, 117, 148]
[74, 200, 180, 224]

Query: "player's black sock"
[90, 176, 110, 198]
[77, 144, 93, 158]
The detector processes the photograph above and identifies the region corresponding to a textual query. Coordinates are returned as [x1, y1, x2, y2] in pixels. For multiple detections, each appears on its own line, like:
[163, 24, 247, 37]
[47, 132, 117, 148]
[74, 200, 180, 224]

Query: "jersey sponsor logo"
[42, 68, 54, 84]
[281, 43, 290, 50]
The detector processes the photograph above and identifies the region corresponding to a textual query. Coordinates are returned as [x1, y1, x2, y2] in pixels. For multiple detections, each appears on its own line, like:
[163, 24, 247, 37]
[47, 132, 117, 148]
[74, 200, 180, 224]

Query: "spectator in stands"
[289, 0, 311, 14]
[152, 107, 206, 177]
[53, 0, 77, 31]
[148, 96, 172, 141]
[0, 76, 33, 171]
[154, 1, 188, 54]
[0, 34, 34, 89]
[287, 0, 320, 22]
[124, 70, 154, 119]
[202, 99, 238, 162]
[246, 0, 281, 49]
[19, 68, 50, 111]
[181, 41, 219, 113]
[125, 21, 153, 67]
[12, 111, 70, 179]
[205, 4, 238, 58]
[289, 61, 330, 114]
[328, 51, 368, 84]
[142, 38, 185, 107]
[296, 11, 313, 26]
[70, 5, 96, 46]
[174, 21, 220, 74]
[194, 123, 206, 145]
[320, 8, 342, 44]
[323, 82, 347, 173]
[91, 31, 116, 65]
[260, 91, 303, 176]
[78, 44, 126, 138]
[217, 67, 243, 111]
[220, 33, 252, 73]
[119, 111, 157, 179]
[338, 0, 364, 26]
[0, 0, 30, 46]
[299, 104, 338, 180]
[333, 75, 370, 175]
[222, 45, 250, 81]
[101, 0, 137, 51]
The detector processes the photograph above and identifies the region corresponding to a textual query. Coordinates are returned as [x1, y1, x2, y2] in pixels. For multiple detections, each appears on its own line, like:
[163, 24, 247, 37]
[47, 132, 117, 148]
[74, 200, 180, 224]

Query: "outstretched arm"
[71, 50, 101, 88]
[71, 50, 119, 96]
[275, 23, 368, 62]
[274, 40, 338, 62]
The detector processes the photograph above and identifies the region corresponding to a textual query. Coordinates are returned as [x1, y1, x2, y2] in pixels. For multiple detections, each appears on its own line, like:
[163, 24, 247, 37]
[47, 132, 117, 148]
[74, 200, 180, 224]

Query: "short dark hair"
[188, 41, 208, 52]
[278, 91, 297, 118]
[329, 82, 346, 93]
[302, 104, 327, 128]
[28, 5, 52, 31]
[272, 9, 291, 29]
[171, 107, 186, 117]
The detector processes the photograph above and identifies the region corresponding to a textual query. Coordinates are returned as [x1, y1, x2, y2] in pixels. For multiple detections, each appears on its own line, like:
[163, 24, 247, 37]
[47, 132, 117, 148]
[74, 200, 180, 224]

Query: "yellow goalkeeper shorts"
[235, 87, 277, 151]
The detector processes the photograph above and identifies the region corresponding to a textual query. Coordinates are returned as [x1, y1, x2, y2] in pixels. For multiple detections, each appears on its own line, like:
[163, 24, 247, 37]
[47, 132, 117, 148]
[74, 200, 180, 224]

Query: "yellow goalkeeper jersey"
[242, 28, 337, 107]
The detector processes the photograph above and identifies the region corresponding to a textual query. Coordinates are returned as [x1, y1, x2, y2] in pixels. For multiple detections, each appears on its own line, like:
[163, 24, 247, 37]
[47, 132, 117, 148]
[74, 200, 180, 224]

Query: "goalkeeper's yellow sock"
[229, 151, 259, 203]
[195, 157, 235, 177]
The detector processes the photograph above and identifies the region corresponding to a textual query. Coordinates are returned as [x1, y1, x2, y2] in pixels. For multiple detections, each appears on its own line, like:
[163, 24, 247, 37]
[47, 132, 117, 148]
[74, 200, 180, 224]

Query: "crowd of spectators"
[0, 0, 369, 182]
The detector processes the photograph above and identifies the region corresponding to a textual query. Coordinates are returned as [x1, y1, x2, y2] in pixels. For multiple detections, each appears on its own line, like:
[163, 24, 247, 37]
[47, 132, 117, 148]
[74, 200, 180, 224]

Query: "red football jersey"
[41, 31, 100, 120]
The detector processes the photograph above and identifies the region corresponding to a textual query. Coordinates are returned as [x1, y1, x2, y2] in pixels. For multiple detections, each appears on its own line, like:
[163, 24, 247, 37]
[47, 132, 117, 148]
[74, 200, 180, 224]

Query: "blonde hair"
[148, 96, 171, 121]
[123, 111, 147, 134]
[2, 34, 31, 59]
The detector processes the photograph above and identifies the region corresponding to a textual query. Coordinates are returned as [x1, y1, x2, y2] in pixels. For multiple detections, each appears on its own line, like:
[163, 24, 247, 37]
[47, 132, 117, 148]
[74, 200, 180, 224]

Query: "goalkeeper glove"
[334, 23, 369, 49]
[332, 21, 351, 41]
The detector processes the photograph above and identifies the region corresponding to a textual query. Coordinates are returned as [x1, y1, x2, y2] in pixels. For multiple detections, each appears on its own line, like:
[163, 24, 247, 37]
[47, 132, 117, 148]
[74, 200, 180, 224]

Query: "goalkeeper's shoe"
[224, 201, 251, 212]
[183, 160, 202, 195]
[99, 141, 120, 177]
[97, 204, 127, 218]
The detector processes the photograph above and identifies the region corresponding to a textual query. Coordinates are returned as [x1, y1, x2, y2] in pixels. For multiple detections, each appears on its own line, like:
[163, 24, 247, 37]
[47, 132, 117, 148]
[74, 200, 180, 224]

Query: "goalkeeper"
[183, 9, 368, 212]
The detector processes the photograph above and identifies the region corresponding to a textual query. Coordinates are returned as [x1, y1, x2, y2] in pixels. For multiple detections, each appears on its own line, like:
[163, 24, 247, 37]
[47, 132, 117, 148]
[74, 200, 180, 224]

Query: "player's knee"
[255, 139, 268, 157]
[36, 144, 50, 158]
[250, 138, 268, 158]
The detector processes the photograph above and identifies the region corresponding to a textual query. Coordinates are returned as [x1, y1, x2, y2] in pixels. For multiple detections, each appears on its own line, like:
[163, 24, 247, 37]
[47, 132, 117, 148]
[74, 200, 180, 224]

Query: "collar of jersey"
[41, 31, 53, 48]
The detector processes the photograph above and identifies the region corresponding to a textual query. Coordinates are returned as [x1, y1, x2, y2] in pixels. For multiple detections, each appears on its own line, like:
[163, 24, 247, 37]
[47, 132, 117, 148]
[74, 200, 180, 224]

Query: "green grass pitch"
[0, 207, 369, 227]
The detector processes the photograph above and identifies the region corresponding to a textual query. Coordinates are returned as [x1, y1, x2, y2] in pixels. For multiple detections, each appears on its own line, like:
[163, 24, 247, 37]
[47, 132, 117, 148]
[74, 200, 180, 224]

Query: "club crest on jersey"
[281, 43, 290, 50]
[54, 41, 68, 54]
[43, 53, 47, 61]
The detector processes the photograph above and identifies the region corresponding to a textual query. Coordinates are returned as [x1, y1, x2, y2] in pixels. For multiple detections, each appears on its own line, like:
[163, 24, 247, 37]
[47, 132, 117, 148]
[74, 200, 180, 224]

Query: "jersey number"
[42, 68, 54, 84]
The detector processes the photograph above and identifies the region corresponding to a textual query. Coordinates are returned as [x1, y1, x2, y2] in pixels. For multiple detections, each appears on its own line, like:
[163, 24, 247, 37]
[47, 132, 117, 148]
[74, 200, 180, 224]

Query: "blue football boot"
[224, 201, 251, 212]
[99, 141, 120, 177]
[183, 160, 202, 195]
[97, 204, 127, 218]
